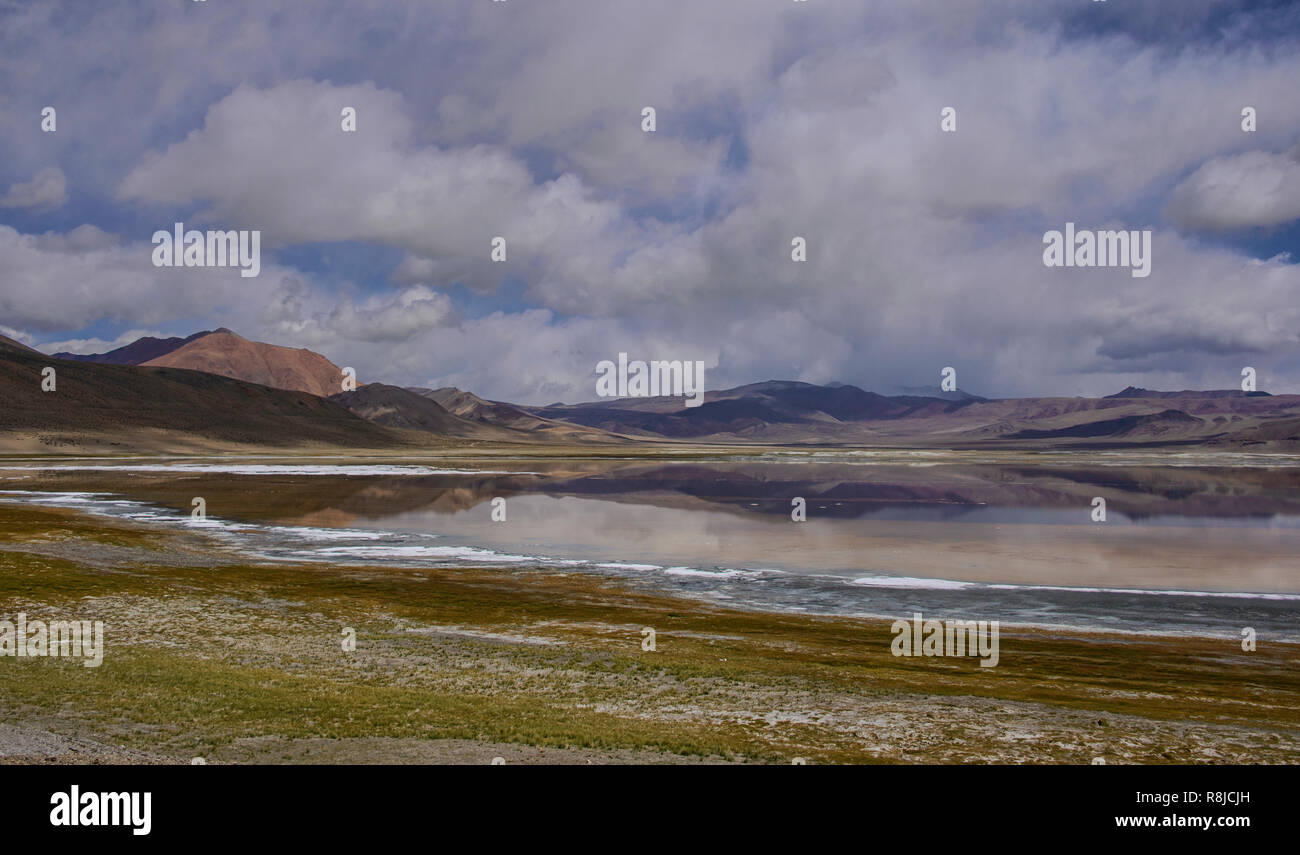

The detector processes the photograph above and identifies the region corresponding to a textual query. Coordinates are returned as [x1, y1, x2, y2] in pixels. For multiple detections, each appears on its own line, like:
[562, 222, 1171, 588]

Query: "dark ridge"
[1007, 409, 1200, 440]
[1106, 386, 1270, 399]
[0, 345, 400, 447]
[53, 329, 216, 365]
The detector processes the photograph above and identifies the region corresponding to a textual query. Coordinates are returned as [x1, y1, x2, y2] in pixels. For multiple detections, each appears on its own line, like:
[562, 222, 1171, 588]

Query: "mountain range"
[0, 332, 396, 452]
[4, 328, 1299, 452]
[54, 328, 345, 397]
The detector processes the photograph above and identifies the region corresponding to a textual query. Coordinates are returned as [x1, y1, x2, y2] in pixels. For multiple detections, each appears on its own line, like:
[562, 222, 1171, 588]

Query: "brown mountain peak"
[141, 331, 346, 398]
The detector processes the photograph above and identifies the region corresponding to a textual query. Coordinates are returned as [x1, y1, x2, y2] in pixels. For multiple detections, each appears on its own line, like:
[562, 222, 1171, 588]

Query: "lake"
[3, 450, 1298, 639]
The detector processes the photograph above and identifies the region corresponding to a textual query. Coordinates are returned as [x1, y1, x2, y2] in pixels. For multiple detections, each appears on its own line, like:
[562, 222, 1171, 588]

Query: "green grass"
[2, 497, 1298, 764]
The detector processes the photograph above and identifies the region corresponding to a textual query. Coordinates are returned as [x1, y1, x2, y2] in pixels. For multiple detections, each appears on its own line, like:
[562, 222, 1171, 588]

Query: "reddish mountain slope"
[0, 344, 399, 448]
[142, 329, 346, 397]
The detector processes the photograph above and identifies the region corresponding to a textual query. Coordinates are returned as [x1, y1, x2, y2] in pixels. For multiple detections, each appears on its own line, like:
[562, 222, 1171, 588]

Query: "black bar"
[2, 764, 1282, 843]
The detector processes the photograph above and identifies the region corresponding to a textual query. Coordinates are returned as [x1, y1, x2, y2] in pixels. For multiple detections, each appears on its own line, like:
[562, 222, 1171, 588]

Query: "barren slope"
[142, 329, 345, 397]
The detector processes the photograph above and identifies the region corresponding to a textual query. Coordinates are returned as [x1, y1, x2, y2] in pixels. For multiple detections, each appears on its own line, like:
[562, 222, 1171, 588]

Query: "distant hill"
[414, 387, 548, 427]
[0, 343, 401, 450]
[408, 387, 618, 441]
[1106, 386, 1270, 399]
[884, 384, 988, 402]
[8, 324, 1300, 450]
[50, 327, 347, 397]
[140, 329, 346, 397]
[1210, 415, 1300, 445]
[330, 384, 492, 438]
[520, 379, 1300, 448]
[330, 385, 622, 443]
[53, 330, 214, 365]
[527, 380, 976, 439]
[1006, 409, 1202, 440]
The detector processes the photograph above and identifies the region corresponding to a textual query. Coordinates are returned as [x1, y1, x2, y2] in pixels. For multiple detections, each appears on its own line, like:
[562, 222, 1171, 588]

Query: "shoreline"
[3, 456, 1299, 637]
[1, 498, 1298, 764]
[2, 455, 1299, 642]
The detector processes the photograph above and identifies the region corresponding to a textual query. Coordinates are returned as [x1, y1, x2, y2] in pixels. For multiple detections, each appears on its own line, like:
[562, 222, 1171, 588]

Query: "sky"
[2, 0, 1299, 403]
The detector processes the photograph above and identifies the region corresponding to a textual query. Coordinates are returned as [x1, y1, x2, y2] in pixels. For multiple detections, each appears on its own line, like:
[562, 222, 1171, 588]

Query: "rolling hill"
[526, 380, 978, 440]
[329, 384, 496, 438]
[408, 387, 621, 441]
[9, 327, 1300, 450]
[525, 380, 1300, 448]
[331, 385, 623, 443]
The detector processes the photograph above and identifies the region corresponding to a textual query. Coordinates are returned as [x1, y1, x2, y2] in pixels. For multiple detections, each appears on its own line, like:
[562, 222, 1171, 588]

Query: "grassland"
[1, 499, 1298, 764]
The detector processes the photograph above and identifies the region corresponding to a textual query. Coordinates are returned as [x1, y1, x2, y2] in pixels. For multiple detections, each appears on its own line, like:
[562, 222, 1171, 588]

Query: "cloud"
[5, 1, 1300, 398]
[117, 79, 640, 299]
[1167, 145, 1300, 230]
[334, 309, 712, 406]
[0, 224, 305, 333]
[0, 324, 37, 346]
[321, 285, 455, 343]
[1, 167, 67, 210]
[30, 224, 118, 252]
